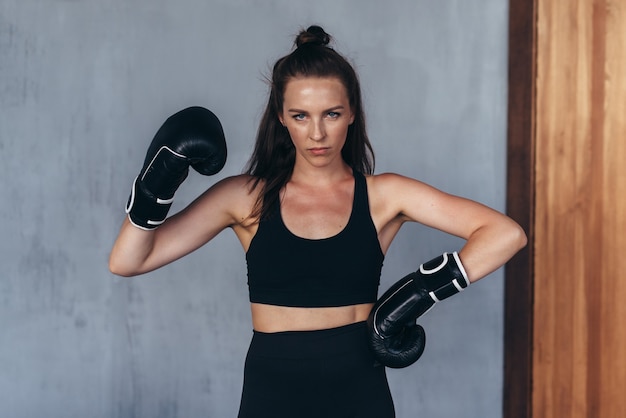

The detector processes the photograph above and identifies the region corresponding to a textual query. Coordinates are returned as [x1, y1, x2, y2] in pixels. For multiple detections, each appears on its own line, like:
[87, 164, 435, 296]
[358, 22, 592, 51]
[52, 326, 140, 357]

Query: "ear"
[349, 109, 355, 125]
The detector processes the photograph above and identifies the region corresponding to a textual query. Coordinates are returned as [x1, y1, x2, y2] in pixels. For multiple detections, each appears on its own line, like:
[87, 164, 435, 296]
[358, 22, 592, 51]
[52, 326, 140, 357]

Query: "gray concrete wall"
[1, 1, 510, 417]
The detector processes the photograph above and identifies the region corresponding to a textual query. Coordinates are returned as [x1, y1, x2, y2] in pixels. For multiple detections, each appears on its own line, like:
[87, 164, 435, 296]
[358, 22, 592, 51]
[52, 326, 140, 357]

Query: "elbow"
[109, 265, 133, 278]
[510, 222, 528, 253]
[519, 228, 528, 250]
[108, 256, 140, 278]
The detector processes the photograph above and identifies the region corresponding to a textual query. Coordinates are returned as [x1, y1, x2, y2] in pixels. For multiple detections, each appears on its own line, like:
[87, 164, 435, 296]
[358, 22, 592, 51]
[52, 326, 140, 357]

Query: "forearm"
[458, 216, 527, 282]
[367, 228, 525, 369]
[109, 217, 157, 277]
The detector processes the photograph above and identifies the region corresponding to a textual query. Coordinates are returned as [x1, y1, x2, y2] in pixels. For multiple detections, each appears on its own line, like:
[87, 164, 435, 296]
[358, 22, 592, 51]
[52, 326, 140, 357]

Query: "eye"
[327, 111, 340, 119]
[292, 113, 306, 121]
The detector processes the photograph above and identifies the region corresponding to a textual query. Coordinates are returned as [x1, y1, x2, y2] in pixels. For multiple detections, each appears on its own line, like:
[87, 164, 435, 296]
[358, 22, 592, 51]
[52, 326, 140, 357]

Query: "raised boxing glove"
[126, 106, 227, 230]
[367, 252, 470, 368]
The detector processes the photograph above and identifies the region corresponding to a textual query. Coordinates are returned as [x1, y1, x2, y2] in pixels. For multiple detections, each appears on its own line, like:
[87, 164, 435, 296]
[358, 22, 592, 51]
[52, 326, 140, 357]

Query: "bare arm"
[367, 173, 527, 368]
[109, 175, 255, 276]
[371, 173, 527, 281]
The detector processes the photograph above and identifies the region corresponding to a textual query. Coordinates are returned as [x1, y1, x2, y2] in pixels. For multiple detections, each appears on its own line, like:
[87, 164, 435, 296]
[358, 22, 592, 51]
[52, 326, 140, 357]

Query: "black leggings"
[237, 321, 395, 418]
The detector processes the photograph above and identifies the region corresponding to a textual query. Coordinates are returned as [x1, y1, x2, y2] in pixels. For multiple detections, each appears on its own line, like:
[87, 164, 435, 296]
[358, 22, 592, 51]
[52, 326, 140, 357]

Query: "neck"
[290, 160, 353, 187]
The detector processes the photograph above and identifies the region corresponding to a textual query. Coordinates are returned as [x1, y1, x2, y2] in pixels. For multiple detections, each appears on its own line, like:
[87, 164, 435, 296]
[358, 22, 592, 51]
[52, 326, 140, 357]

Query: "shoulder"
[207, 174, 263, 198]
[364, 172, 458, 224]
[192, 174, 263, 224]
[365, 172, 435, 200]
[211, 173, 259, 191]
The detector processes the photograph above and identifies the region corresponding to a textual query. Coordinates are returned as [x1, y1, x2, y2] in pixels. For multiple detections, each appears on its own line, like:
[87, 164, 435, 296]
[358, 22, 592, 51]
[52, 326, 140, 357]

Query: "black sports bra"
[246, 171, 384, 308]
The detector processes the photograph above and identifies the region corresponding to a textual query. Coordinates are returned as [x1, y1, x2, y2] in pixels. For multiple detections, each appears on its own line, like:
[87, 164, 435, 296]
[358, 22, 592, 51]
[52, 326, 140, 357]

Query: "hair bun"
[295, 25, 332, 48]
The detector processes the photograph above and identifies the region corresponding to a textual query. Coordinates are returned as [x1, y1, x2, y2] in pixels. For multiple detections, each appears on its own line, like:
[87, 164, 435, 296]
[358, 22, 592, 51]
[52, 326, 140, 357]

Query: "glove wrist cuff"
[419, 251, 470, 302]
[125, 177, 173, 230]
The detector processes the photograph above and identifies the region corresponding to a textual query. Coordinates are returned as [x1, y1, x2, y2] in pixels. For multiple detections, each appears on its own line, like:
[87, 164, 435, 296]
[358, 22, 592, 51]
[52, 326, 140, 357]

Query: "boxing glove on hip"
[126, 106, 227, 230]
[367, 252, 470, 368]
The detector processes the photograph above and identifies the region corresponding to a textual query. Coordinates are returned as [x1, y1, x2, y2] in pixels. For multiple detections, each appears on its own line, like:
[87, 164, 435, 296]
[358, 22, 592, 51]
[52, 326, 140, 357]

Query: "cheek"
[285, 125, 303, 143]
[337, 122, 352, 138]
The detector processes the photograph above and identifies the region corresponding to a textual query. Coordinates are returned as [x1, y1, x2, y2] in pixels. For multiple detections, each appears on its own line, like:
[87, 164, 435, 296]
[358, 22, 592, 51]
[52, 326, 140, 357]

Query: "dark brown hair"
[244, 25, 375, 220]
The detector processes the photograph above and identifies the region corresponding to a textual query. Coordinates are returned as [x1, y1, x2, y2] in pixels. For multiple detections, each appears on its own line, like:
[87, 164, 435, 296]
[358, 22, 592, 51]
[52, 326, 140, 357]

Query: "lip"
[308, 147, 330, 155]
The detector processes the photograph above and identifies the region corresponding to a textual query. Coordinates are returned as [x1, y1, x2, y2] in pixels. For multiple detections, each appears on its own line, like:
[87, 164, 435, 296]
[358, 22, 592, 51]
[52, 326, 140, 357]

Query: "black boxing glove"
[125, 106, 227, 230]
[367, 252, 470, 368]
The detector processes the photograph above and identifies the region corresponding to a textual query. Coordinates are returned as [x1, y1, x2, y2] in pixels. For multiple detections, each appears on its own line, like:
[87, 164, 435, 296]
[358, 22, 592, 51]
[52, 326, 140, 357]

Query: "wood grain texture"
[598, 1, 626, 416]
[532, 0, 626, 416]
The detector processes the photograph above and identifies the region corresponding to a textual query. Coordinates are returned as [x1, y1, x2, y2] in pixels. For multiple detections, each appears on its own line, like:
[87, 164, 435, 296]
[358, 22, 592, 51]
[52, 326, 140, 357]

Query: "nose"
[309, 118, 326, 141]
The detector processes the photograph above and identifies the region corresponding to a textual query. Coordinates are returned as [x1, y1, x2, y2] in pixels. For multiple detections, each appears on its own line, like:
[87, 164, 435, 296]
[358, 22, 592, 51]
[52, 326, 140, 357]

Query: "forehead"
[282, 76, 349, 108]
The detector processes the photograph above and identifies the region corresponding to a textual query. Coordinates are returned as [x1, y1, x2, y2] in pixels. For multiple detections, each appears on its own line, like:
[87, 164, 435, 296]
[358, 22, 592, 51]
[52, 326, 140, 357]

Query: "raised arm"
[108, 106, 230, 277]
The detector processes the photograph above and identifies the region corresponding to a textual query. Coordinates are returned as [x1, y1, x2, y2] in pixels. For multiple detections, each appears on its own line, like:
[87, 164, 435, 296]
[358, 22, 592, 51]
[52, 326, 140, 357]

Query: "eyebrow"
[287, 105, 346, 113]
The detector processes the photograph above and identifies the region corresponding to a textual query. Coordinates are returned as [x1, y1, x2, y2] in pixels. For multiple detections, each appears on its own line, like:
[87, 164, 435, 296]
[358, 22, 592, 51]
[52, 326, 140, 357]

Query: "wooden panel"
[532, 0, 626, 416]
[503, 0, 536, 417]
[534, 1, 594, 415]
[599, 1, 626, 416]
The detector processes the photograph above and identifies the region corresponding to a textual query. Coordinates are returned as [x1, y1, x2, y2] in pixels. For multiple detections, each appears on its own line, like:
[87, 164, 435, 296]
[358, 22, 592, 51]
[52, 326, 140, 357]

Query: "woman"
[110, 25, 527, 418]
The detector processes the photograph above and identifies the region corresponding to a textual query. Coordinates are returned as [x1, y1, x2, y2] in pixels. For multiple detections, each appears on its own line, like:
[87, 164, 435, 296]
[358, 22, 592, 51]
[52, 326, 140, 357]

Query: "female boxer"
[109, 25, 527, 418]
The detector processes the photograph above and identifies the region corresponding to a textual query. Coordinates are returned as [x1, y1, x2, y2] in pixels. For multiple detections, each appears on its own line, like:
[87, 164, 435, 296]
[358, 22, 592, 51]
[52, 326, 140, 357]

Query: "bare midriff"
[250, 302, 374, 333]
